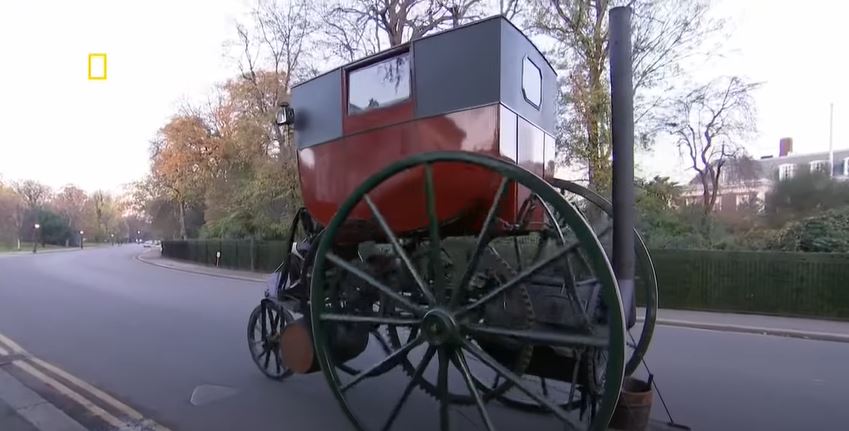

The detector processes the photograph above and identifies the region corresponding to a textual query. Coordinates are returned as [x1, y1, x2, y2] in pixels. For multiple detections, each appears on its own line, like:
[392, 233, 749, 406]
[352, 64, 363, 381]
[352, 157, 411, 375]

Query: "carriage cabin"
[290, 16, 557, 236]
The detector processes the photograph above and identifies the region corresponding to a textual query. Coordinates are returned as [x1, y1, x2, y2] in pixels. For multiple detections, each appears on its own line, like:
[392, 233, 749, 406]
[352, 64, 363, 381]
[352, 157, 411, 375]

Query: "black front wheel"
[247, 300, 293, 380]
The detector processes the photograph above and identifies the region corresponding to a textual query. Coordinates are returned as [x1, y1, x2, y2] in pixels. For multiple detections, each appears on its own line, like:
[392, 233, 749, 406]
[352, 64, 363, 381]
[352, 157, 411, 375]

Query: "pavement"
[1, 246, 848, 431]
[136, 249, 267, 283]
[643, 308, 849, 343]
[0, 366, 86, 431]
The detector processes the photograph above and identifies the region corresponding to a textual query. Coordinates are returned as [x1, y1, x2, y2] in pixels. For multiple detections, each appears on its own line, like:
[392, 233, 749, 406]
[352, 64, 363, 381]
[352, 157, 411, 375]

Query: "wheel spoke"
[451, 350, 495, 431]
[364, 194, 436, 305]
[260, 305, 268, 339]
[340, 336, 424, 392]
[437, 348, 450, 431]
[465, 324, 607, 348]
[423, 164, 446, 301]
[270, 309, 279, 334]
[462, 340, 580, 430]
[320, 313, 420, 326]
[451, 178, 510, 308]
[512, 237, 523, 272]
[263, 349, 272, 369]
[327, 253, 425, 316]
[460, 240, 578, 315]
[273, 349, 282, 375]
[268, 308, 277, 336]
[382, 346, 437, 431]
[568, 353, 581, 406]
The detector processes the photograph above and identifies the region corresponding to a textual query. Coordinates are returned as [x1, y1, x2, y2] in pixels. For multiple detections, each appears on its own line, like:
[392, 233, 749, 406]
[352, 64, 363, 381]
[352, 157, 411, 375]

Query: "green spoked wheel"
[310, 152, 626, 431]
[548, 178, 658, 376]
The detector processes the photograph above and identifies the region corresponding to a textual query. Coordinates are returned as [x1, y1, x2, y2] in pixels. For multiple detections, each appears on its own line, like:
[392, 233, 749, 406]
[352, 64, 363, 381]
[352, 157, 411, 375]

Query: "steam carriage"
[246, 16, 658, 431]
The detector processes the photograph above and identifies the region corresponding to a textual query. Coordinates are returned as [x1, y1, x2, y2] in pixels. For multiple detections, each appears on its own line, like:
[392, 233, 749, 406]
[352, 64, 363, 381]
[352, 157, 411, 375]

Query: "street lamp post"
[79, 230, 85, 249]
[137, 230, 141, 244]
[32, 223, 40, 253]
[110, 233, 115, 245]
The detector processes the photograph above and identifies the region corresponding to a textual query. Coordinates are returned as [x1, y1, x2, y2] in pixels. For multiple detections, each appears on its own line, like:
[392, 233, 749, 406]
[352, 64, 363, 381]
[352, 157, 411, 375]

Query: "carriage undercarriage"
[247, 152, 658, 431]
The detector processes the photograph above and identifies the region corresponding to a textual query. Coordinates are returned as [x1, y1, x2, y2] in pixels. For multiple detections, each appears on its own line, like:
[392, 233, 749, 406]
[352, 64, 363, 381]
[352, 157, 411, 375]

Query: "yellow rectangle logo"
[88, 53, 107, 80]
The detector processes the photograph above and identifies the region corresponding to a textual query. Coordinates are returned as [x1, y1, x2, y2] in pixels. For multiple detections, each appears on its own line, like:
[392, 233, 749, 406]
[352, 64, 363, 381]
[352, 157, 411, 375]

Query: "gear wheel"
[382, 244, 535, 404]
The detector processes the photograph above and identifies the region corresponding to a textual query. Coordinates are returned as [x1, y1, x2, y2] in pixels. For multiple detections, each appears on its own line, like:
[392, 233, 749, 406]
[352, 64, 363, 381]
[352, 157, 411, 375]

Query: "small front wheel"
[247, 300, 293, 380]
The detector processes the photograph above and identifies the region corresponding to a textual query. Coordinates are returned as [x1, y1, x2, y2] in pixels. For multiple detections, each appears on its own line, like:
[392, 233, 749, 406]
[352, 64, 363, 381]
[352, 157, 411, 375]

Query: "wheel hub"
[422, 308, 459, 346]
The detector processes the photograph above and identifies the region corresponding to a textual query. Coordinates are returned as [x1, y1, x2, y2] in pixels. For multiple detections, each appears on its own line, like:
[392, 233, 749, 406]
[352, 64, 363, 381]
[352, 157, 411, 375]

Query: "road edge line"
[0, 331, 172, 431]
[29, 357, 171, 431]
[0, 367, 88, 431]
[13, 360, 131, 430]
[0, 332, 25, 354]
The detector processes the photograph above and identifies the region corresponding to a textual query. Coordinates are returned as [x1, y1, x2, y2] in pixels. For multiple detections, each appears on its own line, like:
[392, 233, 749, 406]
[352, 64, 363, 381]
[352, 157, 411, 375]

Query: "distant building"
[681, 137, 849, 212]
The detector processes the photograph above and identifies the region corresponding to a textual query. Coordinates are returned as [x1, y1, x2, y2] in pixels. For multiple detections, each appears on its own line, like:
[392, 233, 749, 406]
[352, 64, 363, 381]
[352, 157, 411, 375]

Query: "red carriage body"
[291, 17, 558, 238]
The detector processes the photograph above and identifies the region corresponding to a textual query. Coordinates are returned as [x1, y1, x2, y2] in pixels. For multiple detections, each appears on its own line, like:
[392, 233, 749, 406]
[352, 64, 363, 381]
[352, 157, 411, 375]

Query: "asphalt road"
[0, 246, 847, 431]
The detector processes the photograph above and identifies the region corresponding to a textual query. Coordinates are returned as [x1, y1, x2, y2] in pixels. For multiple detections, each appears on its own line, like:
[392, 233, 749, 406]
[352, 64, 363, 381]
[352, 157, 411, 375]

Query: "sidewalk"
[136, 249, 267, 283]
[0, 244, 111, 257]
[641, 308, 849, 343]
[0, 368, 87, 431]
[141, 250, 849, 343]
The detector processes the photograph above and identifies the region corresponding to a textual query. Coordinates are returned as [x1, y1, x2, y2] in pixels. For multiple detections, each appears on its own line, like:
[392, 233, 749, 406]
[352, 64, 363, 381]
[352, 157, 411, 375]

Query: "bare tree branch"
[664, 76, 760, 214]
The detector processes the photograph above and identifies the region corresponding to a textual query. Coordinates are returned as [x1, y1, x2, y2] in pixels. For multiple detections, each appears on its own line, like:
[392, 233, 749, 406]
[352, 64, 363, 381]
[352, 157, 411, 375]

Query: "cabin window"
[522, 57, 542, 108]
[348, 53, 411, 114]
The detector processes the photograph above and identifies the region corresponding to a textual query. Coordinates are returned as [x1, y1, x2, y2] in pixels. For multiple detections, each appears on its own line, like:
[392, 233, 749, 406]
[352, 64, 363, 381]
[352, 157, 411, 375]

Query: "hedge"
[161, 240, 849, 319]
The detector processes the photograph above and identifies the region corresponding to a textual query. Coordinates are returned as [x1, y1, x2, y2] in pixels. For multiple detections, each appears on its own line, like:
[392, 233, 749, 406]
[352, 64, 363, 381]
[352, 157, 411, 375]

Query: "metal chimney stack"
[609, 6, 636, 328]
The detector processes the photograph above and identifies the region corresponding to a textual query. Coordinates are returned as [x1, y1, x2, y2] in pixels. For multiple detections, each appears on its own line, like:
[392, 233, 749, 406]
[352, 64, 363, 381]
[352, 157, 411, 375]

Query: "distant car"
[143, 240, 153, 248]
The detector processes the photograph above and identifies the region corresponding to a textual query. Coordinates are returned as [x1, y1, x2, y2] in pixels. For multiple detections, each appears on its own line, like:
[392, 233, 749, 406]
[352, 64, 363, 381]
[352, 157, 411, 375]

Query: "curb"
[135, 252, 266, 283]
[645, 318, 849, 343]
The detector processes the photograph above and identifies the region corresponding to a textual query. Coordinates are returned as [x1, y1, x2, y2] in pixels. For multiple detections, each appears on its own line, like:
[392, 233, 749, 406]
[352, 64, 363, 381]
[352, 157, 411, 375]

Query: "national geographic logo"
[88, 53, 107, 80]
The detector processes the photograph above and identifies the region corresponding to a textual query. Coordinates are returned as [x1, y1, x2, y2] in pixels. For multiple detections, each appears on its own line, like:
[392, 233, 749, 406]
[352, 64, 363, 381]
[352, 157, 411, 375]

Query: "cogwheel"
[382, 244, 535, 404]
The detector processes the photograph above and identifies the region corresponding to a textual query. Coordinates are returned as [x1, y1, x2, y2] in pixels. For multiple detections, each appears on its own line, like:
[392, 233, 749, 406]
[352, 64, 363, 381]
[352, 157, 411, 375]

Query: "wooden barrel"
[610, 377, 653, 431]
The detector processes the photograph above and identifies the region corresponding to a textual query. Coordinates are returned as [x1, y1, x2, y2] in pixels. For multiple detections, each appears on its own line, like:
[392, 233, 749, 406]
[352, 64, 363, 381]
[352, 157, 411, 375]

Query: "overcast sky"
[0, 0, 847, 193]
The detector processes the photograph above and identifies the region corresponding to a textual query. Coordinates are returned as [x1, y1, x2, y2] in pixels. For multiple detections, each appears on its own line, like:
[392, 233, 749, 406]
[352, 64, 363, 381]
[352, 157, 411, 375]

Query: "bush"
[771, 206, 849, 252]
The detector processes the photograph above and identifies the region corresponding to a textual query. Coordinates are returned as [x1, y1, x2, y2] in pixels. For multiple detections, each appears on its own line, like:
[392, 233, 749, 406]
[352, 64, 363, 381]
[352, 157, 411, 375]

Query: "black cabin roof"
[292, 15, 555, 89]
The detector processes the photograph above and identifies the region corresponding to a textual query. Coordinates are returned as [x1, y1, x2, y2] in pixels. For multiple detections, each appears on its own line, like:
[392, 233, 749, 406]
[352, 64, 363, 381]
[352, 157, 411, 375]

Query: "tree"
[530, 0, 723, 191]
[664, 76, 759, 214]
[640, 175, 681, 209]
[232, 0, 316, 157]
[35, 208, 72, 246]
[321, 0, 485, 59]
[150, 115, 216, 238]
[130, 179, 182, 240]
[13, 180, 50, 212]
[0, 182, 24, 247]
[84, 190, 123, 241]
[52, 185, 88, 233]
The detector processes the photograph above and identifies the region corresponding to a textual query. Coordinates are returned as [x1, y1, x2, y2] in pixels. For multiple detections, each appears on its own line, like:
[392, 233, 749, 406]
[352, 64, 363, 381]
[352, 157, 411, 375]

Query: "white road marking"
[0, 331, 171, 431]
[13, 360, 130, 429]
